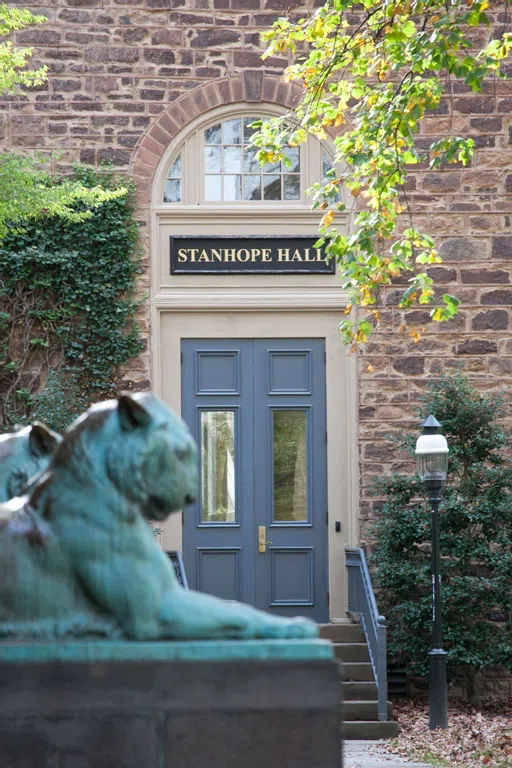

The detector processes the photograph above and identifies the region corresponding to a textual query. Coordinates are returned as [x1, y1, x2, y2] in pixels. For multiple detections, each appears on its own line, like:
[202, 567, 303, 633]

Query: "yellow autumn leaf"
[367, 363, 375, 372]
[321, 210, 335, 227]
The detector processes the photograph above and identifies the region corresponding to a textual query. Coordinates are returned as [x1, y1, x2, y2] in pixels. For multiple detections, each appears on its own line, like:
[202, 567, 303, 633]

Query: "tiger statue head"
[52, 393, 198, 522]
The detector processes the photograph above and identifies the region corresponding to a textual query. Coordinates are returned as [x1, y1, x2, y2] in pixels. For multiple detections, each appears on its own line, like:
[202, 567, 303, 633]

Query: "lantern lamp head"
[415, 415, 449, 498]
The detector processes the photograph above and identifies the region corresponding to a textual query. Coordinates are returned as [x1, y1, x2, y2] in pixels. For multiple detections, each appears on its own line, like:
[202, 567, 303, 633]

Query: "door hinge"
[326, 510, 329, 525]
[325, 430, 328, 444]
[324, 350, 327, 364]
[180, 351, 184, 365]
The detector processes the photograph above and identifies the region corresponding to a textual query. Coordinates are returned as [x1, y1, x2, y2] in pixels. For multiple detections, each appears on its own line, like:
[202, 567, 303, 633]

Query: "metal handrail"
[345, 546, 388, 721]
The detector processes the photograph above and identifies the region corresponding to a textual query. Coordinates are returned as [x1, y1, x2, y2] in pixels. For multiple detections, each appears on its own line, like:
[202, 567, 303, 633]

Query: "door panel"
[268, 351, 311, 394]
[182, 340, 255, 607]
[182, 338, 328, 622]
[254, 340, 328, 621]
[196, 351, 240, 394]
[270, 548, 313, 605]
[196, 548, 242, 601]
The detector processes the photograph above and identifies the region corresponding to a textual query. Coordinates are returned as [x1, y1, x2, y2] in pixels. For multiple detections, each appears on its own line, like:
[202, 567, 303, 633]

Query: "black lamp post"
[415, 415, 449, 730]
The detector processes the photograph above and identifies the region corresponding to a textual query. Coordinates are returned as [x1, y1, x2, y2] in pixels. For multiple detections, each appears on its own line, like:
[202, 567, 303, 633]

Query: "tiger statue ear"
[117, 394, 152, 431]
[29, 422, 61, 458]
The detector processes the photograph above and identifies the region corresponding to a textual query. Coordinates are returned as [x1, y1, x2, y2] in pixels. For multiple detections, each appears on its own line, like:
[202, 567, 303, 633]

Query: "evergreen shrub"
[370, 372, 512, 699]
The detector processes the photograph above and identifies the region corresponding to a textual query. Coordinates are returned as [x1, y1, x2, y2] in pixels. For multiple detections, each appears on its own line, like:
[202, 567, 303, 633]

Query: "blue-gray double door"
[181, 338, 328, 622]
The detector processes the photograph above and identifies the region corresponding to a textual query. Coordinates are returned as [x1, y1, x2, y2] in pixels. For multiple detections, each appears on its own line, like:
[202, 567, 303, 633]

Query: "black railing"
[345, 547, 388, 721]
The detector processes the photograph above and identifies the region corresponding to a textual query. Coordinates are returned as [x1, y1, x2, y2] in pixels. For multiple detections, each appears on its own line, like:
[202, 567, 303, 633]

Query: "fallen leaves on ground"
[386, 699, 512, 767]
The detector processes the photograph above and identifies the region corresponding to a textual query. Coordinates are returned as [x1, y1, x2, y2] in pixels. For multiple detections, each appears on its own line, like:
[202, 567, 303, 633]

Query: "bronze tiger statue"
[0, 393, 318, 641]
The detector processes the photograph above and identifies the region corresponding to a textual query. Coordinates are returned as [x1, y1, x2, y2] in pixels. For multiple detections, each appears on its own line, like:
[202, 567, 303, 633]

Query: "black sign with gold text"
[170, 236, 334, 275]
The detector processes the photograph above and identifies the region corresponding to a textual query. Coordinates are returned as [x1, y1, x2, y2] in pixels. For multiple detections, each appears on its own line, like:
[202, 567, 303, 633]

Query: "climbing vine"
[0, 166, 144, 432]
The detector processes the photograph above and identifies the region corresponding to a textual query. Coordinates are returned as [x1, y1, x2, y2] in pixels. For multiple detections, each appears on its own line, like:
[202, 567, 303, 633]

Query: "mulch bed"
[386, 699, 512, 767]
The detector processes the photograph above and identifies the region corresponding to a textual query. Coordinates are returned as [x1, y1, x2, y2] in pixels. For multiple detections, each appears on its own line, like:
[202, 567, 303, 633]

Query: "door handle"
[258, 526, 273, 553]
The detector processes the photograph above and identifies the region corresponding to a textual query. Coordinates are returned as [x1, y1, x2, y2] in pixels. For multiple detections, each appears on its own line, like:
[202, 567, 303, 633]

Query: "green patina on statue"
[0, 394, 318, 641]
[0, 423, 61, 503]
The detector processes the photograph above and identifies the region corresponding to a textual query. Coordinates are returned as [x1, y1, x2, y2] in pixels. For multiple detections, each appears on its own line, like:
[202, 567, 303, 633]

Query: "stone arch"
[130, 74, 305, 207]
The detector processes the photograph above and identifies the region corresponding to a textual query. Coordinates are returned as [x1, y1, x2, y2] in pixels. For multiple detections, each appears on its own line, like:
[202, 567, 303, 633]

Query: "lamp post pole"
[415, 415, 449, 731]
[428, 492, 448, 730]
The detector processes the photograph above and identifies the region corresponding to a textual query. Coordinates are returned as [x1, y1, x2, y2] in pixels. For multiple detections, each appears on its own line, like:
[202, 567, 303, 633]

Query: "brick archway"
[130, 74, 303, 207]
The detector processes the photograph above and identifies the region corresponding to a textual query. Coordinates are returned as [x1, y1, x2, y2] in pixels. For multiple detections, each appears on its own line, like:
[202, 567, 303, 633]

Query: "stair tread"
[343, 721, 399, 740]
[343, 721, 399, 726]
[343, 681, 377, 685]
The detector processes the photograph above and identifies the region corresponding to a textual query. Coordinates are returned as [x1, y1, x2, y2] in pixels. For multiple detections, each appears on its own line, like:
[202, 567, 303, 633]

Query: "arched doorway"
[144, 91, 358, 621]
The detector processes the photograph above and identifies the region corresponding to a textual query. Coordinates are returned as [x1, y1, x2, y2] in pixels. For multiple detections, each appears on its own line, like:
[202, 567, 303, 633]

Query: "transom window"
[160, 108, 340, 207]
[203, 117, 300, 202]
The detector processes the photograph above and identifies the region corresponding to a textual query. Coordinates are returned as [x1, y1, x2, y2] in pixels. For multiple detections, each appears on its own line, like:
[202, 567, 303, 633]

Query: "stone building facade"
[2, 0, 511, 635]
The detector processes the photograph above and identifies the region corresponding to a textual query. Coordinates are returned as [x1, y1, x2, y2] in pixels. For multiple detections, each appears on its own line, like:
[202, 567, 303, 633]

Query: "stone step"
[343, 681, 378, 701]
[344, 700, 394, 722]
[344, 743, 429, 768]
[333, 642, 370, 662]
[319, 622, 365, 643]
[343, 720, 399, 740]
[342, 662, 375, 682]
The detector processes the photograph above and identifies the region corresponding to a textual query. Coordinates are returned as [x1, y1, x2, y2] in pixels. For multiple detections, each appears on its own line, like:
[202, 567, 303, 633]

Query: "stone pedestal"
[0, 639, 341, 768]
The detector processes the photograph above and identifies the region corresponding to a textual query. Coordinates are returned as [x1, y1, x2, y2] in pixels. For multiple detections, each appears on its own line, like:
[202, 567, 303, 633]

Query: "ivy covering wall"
[0, 166, 144, 432]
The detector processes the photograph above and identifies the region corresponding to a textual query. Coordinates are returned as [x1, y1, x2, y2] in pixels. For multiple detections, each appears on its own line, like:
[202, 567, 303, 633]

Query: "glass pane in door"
[272, 410, 308, 522]
[201, 411, 236, 522]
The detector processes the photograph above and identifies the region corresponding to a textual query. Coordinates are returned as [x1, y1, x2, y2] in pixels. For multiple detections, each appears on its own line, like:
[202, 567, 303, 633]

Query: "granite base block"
[0, 639, 342, 768]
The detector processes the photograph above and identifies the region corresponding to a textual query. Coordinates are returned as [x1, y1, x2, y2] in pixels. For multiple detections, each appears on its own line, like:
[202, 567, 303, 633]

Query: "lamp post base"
[428, 648, 448, 730]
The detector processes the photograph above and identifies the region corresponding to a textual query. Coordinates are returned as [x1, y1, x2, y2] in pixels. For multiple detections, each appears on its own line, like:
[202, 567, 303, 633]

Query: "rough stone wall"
[1, 1, 511, 533]
[359, 45, 512, 541]
[410, 665, 512, 705]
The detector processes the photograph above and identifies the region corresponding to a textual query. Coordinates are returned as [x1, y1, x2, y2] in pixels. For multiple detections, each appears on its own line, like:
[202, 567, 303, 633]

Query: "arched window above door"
[160, 106, 338, 207]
